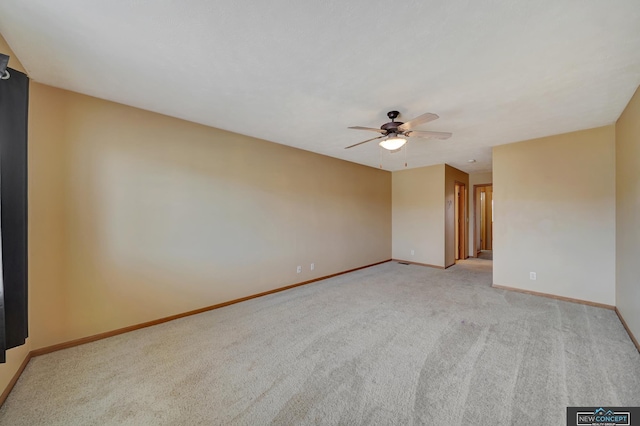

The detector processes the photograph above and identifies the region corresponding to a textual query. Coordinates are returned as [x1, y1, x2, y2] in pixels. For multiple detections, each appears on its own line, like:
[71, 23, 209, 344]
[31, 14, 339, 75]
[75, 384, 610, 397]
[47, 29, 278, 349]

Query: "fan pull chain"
[404, 142, 408, 168]
[379, 145, 383, 169]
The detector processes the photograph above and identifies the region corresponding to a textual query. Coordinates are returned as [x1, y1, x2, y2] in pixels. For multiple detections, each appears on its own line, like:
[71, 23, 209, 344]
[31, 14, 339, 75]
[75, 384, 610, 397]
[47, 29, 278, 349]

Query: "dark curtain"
[0, 67, 29, 363]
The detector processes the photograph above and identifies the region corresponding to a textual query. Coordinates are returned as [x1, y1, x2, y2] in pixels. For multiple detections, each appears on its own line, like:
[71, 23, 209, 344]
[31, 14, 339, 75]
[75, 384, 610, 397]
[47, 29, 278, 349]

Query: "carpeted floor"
[1, 260, 638, 425]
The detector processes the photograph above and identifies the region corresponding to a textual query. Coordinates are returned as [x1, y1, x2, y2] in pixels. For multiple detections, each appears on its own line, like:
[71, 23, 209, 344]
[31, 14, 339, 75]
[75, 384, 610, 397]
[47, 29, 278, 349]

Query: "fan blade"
[348, 126, 386, 134]
[397, 113, 439, 131]
[407, 130, 452, 140]
[345, 135, 385, 149]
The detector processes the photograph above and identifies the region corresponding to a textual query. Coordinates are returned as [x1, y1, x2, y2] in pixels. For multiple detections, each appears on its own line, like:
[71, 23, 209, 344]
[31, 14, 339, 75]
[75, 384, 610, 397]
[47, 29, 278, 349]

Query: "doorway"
[454, 182, 466, 261]
[474, 184, 493, 258]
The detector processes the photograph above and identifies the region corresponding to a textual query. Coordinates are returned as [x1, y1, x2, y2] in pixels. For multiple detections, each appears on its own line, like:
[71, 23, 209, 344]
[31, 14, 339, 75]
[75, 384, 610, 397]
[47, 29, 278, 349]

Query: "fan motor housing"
[381, 121, 403, 132]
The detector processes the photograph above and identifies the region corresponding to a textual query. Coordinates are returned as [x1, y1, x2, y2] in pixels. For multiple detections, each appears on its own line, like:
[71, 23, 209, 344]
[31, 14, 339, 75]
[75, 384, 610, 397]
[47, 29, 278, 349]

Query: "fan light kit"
[346, 110, 452, 151]
[379, 136, 407, 150]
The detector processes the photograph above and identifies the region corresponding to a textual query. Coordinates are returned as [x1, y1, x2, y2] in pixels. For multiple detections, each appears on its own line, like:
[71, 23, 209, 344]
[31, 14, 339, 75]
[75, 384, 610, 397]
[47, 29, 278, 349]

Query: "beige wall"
[444, 165, 469, 267]
[493, 125, 616, 305]
[392, 164, 469, 268]
[392, 165, 445, 267]
[615, 86, 640, 340]
[28, 83, 69, 349]
[40, 88, 391, 342]
[468, 172, 493, 257]
[0, 34, 31, 397]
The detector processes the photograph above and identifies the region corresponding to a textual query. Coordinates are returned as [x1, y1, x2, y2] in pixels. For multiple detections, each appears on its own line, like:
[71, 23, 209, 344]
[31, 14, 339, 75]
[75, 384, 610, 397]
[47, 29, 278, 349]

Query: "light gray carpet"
[1, 260, 638, 425]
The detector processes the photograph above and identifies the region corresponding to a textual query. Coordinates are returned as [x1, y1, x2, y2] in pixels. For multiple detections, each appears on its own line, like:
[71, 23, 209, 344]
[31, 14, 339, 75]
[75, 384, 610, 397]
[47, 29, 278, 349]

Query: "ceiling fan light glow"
[379, 136, 407, 150]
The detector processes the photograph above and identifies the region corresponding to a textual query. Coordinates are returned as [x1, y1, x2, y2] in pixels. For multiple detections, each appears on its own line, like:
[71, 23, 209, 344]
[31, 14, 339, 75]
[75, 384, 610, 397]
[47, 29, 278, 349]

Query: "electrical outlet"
[297, 266, 302, 274]
[411, 250, 415, 256]
[310, 263, 314, 271]
[530, 272, 537, 280]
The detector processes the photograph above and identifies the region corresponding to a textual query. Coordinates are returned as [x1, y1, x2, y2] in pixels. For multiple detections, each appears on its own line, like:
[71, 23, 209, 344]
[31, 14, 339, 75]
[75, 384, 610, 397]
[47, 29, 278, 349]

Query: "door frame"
[454, 181, 467, 261]
[473, 183, 493, 257]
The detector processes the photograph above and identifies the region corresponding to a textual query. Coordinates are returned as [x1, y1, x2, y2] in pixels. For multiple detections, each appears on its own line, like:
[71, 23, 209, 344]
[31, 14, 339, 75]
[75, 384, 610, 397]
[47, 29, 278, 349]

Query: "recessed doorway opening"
[474, 184, 493, 259]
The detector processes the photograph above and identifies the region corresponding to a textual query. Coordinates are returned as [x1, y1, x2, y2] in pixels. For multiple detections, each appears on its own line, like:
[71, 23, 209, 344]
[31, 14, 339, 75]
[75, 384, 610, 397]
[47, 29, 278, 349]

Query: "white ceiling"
[1, 1, 639, 172]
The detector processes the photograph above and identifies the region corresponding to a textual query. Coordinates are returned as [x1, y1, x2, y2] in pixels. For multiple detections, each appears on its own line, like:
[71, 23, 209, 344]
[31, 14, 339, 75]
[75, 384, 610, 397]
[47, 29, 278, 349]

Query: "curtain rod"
[0, 53, 10, 80]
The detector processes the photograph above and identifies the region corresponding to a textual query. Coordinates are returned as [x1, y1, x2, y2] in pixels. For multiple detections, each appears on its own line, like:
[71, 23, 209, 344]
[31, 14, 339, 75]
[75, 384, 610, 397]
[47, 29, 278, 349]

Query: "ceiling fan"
[346, 110, 452, 150]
